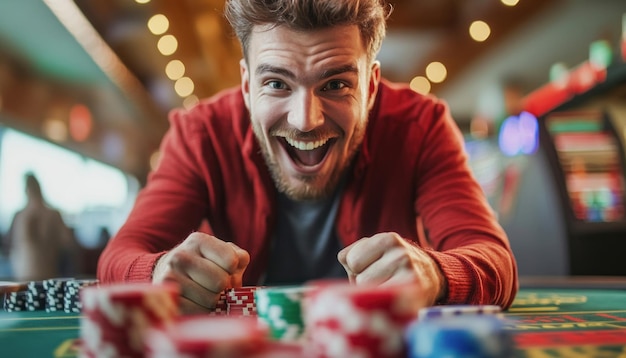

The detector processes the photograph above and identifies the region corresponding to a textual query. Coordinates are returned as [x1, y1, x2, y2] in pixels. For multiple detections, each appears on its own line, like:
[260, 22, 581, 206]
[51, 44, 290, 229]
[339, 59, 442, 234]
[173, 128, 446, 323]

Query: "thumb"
[337, 246, 356, 284]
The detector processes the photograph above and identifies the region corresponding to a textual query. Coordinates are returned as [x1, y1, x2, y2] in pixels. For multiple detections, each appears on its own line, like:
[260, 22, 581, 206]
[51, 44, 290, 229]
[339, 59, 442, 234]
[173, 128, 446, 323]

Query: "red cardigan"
[98, 79, 518, 308]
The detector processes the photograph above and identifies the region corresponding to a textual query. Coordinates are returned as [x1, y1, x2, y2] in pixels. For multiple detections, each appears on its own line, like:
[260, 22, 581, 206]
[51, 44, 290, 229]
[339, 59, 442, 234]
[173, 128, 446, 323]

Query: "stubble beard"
[252, 120, 367, 201]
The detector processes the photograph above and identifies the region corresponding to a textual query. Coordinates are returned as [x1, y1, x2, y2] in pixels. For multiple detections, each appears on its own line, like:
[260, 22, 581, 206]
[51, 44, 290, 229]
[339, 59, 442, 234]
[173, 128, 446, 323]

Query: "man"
[4, 173, 75, 281]
[98, 0, 518, 314]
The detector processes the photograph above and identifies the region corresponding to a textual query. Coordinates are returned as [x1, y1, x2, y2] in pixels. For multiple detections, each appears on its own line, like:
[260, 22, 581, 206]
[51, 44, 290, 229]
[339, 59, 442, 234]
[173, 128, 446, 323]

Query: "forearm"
[426, 244, 518, 309]
[97, 234, 166, 283]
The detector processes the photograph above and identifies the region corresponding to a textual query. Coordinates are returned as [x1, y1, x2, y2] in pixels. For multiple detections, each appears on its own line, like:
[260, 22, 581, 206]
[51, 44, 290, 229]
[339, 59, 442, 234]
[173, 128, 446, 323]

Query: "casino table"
[1, 277, 626, 357]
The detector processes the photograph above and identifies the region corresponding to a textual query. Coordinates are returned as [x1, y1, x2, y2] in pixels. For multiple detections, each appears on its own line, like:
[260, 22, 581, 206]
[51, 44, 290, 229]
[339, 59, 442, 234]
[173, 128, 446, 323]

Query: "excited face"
[240, 24, 380, 201]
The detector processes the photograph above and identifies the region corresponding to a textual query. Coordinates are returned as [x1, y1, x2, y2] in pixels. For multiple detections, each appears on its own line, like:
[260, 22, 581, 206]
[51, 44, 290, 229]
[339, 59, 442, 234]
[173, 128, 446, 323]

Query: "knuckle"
[213, 273, 230, 291]
[168, 250, 192, 269]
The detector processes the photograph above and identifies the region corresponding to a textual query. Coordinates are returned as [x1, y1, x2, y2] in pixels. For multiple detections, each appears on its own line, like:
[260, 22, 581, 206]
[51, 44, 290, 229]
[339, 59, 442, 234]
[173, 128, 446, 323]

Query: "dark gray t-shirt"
[262, 186, 347, 285]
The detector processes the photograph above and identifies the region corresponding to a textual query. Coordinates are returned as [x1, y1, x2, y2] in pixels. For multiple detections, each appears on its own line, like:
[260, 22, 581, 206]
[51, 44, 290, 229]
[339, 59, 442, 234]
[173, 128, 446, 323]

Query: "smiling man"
[98, 0, 518, 314]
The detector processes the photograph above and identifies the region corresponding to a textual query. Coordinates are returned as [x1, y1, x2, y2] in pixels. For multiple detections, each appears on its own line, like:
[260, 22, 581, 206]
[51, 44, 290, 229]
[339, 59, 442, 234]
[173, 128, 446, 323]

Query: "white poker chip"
[418, 304, 502, 321]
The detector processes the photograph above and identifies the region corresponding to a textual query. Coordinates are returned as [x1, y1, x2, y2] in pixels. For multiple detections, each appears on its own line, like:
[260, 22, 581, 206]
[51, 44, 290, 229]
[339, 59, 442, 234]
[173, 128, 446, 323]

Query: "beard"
[252, 119, 367, 201]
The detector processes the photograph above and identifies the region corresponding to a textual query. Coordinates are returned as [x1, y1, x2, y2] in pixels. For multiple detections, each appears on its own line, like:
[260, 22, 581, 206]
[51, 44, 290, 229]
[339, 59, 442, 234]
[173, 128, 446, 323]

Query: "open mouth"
[280, 137, 335, 167]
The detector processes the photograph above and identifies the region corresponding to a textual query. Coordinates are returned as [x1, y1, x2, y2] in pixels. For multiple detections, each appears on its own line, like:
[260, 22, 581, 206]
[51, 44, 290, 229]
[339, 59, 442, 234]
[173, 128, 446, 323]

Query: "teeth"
[285, 137, 329, 151]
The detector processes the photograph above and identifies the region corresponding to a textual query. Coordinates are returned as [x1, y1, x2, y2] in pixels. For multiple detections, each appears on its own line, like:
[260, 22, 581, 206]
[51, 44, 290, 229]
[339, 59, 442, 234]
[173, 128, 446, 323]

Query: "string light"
[469, 21, 491, 42]
[157, 34, 178, 56]
[409, 76, 431, 95]
[147, 14, 169, 35]
[425, 62, 447, 83]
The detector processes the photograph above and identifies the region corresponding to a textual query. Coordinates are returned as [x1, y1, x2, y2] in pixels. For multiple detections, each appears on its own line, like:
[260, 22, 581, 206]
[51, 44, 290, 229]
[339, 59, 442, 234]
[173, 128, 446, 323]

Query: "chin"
[279, 171, 343, 201]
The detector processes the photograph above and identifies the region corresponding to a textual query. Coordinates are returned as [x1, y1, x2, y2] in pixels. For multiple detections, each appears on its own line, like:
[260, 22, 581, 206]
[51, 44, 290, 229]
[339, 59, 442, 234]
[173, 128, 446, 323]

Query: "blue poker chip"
[405, 314, 514, 358]
[418, 304, 502, 321]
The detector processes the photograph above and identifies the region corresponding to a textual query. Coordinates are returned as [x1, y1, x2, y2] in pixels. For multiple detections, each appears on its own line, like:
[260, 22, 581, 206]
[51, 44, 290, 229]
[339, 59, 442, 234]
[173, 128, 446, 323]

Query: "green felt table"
[1, 278, 625, 357]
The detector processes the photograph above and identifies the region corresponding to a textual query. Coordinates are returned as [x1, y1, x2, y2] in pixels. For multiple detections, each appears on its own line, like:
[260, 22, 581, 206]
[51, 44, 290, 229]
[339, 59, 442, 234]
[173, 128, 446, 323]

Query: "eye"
[322, 80, 346, 91]
[266, 80, 287, 90]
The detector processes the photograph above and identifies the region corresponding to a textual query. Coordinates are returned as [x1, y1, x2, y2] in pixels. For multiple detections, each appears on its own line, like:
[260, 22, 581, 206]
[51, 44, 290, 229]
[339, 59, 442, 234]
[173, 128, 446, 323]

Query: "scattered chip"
[405, 314, 514, 358]
[418, 304, 503, 322]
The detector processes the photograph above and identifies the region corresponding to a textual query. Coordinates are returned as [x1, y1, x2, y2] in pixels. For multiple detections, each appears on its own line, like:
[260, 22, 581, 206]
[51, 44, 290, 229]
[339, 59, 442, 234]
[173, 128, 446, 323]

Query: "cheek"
[250, 99, 282, 139]
[328, 101, 367, 138]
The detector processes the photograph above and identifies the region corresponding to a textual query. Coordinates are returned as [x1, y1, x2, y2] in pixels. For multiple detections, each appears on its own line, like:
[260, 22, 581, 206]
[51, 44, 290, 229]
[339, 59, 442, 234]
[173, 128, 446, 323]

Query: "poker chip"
[79, 282, 180, 358]
[253, 341, 304, 358]
[43, 277, 74, 313]
[26, 281, 46, 311]
[254, 285, 310, 342]
[226, 286, 260, 317]
[303, 282, 426, 358]
[418, 304, 503, 322]
[208, 290, 228, 316]
[145, 316, 269, 358]
[405, 314, 514, 358]
[4, 290, 28, 312]
[1, 281, 28, 312]
[63, 279, 100, 313]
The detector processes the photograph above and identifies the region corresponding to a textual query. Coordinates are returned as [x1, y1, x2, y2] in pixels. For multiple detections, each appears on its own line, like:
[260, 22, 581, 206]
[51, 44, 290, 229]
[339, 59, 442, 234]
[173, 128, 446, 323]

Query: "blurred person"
[99, 0, 518, 313]
[3, 173, 75, 281]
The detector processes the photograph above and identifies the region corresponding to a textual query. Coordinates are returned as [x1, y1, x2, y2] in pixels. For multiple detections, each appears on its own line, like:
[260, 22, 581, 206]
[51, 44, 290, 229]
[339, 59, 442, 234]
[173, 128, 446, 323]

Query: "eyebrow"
[256, 64, 295, 79]
[319, 65, 358, 80]
[255, 63, 358, 81]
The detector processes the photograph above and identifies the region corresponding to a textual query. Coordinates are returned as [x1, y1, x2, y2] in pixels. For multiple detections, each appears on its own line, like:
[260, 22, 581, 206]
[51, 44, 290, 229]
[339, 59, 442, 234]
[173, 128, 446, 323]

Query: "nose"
[287, 89, 324, 132]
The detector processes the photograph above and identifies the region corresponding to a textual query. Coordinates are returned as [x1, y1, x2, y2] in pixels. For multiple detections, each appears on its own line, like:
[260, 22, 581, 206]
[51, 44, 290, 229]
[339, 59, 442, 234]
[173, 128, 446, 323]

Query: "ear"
[240, 58, 251, 110]
[367, 61, 381, 110]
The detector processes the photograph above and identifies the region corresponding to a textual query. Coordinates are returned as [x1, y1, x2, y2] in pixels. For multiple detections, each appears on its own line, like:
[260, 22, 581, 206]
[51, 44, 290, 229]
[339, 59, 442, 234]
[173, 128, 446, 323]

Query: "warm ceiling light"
[147, 14, 169, 35]
[425, 62, 447, 83]
[43, 118, 68, 143]
[501, 0, 519, 6]
[469, 21, 491, 42]
[175, 77, 195, 97]
[409, 76, 431, 95]
[183, 95, 200, 109]
[69, 103, 93, 142]
[165, 60, 185, 80]
[135, 0, 151, 4]
[157, 35, 178, 56]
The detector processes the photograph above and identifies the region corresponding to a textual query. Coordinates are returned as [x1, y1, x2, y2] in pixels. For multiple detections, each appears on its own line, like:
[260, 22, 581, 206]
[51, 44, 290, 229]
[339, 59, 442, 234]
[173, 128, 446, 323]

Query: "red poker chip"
[80, 282, 180, 357]
[145, 316, 269, 357]
[304, 282, 425, 358]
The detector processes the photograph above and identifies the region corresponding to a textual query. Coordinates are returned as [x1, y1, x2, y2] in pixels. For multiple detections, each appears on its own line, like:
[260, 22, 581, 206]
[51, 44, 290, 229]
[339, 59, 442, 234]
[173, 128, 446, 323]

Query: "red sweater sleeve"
[413, 99, 518, 308]
[336, 81, 518, 309]
[97, 108, 211, 283]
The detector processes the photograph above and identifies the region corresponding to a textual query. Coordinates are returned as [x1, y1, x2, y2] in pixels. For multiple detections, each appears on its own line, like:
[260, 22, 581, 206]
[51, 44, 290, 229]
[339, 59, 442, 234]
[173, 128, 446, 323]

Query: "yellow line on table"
[0, 315, 80, 321]
[0, 326, 79, 332]
[506, 309, 626, 315]
[508, 306, 560, 312]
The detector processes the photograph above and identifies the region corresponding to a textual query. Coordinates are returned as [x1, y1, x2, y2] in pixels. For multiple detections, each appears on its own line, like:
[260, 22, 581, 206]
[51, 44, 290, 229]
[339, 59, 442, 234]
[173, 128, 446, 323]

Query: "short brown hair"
[224, 0, 391, 63]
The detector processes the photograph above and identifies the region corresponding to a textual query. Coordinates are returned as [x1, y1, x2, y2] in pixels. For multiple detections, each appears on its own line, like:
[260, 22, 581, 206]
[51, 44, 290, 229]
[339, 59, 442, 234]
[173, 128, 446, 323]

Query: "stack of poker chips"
[226, 286, 260, 316]
[144, 316, 270, 358]
[3, 290, 28, 312]
[404, 305, 513, 358]
[79, 282, 180, 358]
[208, 290, 228, 316]
[63, 279, 100, 313]
[43, 277, 74, 312]
[2, 278, 99, 313]
[254, 285, 310, 342]
[303, 281, 426, 358]
[26, 280, 46, 311]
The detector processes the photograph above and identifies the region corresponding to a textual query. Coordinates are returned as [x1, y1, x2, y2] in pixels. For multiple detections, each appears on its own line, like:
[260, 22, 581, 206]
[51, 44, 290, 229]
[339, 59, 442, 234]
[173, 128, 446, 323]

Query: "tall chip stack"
[79, 282, 180, 358]
[226, 286, 260, 316]
[43, 277, 74, 313]
[302, 282, 427, 358]
[254, 285, 310, 342]
[144, 316, 269, 358]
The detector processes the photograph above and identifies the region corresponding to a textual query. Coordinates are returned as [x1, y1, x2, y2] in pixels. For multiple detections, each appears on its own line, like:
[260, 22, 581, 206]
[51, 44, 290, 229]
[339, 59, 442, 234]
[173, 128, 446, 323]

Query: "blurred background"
[0, 0, 625, 279]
